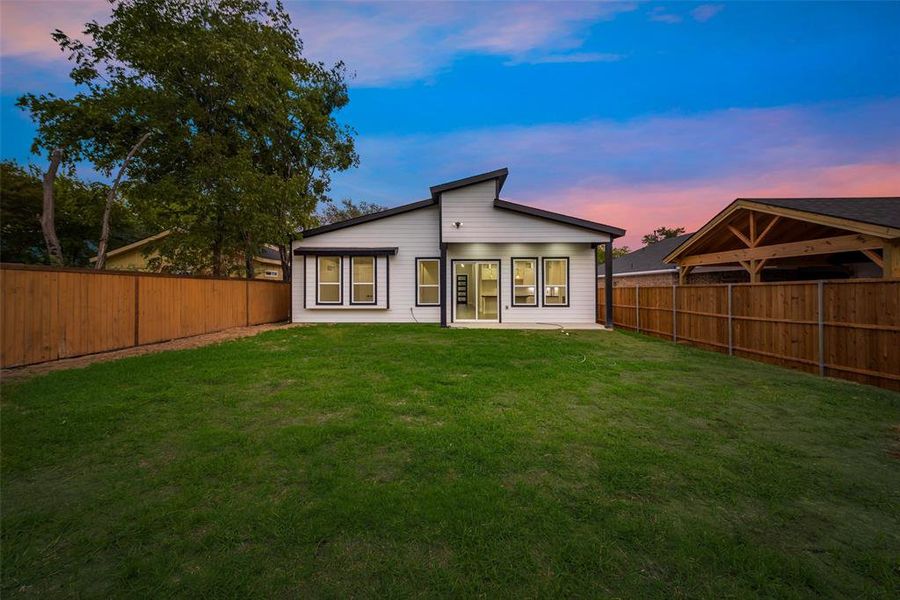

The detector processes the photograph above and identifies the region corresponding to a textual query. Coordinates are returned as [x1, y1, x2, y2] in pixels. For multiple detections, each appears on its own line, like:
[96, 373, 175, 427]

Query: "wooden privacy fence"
[1, 264, 291, 369]
[598, 279, 900, 391]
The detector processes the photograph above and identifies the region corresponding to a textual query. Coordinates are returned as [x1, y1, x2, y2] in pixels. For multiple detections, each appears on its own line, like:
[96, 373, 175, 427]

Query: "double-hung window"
[542, 257, 569, 306]
[511, 258, 538, 306]
[351, 256, 376, 304]
[317, 256, 342, 304]
[416, 258, 440, 306]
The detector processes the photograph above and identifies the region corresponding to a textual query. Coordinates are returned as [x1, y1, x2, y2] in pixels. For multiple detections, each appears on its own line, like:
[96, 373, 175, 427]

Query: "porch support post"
[440, 243, 448, 328]
[604, 241, 614, 329]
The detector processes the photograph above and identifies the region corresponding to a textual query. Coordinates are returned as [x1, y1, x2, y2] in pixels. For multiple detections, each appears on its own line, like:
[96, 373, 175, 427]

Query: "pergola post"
[884, 239, 900, 278]
[604, 241, 614, 328]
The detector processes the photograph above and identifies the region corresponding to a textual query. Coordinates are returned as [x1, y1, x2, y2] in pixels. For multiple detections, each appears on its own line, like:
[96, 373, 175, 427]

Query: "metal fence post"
[635, 285, 640, 333]
[818, 280, 825, 376]
[727, 284, 733, 356]
[672, 284, 677, 342]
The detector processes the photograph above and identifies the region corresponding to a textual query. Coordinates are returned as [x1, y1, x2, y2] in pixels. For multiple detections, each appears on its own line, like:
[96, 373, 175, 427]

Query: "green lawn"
[2, 325, 898, 598]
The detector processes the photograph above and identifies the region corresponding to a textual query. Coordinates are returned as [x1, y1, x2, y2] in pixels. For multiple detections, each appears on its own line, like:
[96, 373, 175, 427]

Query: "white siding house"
[291, 169, 625, 326]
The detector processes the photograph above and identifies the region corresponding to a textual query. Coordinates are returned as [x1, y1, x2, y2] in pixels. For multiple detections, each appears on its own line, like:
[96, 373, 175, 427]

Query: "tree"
[19, 0, 357, 278]
[641, 226, 686, 246]
[596, 244, 631, 263]
[0, 160, 149, 266]
[318, 198, 385, 225]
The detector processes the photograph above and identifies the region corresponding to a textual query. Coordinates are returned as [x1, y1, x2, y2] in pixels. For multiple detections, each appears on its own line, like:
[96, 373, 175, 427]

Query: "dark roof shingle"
[742, 197, 900, 230]
[604, 234, 692, 275]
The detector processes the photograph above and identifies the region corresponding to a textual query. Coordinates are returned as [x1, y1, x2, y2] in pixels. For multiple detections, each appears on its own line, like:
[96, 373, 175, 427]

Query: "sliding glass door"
[454, 261, 499, 321]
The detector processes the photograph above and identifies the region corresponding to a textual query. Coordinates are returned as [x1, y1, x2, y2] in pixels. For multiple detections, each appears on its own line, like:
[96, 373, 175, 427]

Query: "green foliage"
[0, 160, 148, 266]
[18, 0, 357, 275]
[642, 226, 686, 245]
[596, 244, 631, 263]
[318, 198, 385, 225]
[2, 325, 898, 596]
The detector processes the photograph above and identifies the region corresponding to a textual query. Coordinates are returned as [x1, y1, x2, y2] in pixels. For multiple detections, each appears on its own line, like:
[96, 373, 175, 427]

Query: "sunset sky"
[2, 1, 899, 247]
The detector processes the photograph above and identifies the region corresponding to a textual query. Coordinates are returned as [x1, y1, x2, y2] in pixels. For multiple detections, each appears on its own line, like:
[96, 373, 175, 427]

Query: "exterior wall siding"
[448, 243, 597, 324]
[440, 181, 610, 244]
[292, 206, 441, 323]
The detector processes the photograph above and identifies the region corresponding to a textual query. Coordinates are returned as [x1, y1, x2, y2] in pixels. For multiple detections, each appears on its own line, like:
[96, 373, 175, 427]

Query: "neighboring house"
[91, 230, 284, 279]
[664, 197, 900, 283]
[598, 234, 748, 287]
[291, 168, 625, 326]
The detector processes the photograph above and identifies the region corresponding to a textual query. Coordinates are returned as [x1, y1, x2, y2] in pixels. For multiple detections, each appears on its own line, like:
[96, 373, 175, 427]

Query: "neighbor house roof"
[89, 230, 171, 262]
[602, 234, 691, 276]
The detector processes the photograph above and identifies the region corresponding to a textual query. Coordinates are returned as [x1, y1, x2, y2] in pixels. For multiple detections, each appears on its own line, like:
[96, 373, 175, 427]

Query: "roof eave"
[493, 199, 625, 238]
[429, 168, 509, 198]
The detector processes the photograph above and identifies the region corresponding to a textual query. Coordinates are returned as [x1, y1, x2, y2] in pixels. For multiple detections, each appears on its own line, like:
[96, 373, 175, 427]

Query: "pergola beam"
[676, 233, 884, 268]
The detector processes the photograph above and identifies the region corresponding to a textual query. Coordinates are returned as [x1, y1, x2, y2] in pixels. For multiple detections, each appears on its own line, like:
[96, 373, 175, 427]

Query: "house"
[91, 230, 285, 279]
[291, 168, 625, 327]
[664, 197, 900, 283]
[597, 234, 748, 287]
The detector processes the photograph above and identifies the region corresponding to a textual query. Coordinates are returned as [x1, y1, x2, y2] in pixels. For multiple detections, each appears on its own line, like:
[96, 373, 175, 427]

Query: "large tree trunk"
[279, 242, 291, 282]
[95, 132, 151, 270]
[40, 148, 65, 265]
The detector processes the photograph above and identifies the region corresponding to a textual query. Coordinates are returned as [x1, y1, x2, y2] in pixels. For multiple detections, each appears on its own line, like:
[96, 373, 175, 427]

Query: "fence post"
[727, 284, 733, 356]
[133, 275, 140, 346]
[635, 285, 640, 333]
[818, 280, 825, 377]
[672, 284, 677, 342]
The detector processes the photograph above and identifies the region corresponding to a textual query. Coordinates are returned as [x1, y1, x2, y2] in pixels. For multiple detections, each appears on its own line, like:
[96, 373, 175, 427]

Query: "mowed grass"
[2, 324, 898, 598]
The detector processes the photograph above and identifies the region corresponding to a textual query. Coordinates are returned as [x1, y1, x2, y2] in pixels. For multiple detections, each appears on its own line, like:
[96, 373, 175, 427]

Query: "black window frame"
[510, 257, 539, 307]
[415, 257, 442, 307]
[541, 257, 570, 308]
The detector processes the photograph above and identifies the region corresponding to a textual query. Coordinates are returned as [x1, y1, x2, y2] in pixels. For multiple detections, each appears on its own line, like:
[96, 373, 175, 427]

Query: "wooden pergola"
[664, 198, 900, 283]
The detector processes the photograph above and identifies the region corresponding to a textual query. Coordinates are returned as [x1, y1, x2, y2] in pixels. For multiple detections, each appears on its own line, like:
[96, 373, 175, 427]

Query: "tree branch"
[94, 132, 151, 270]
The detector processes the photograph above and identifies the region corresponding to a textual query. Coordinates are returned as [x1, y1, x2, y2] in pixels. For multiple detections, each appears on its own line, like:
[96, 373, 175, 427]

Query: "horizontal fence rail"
[598, 279, 900, 392]
[1, 264, 291, 368]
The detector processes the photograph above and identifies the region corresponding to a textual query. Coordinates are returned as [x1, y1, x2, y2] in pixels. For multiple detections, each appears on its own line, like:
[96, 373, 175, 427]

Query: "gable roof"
[89, 230, 171, 262]
[299, 168, 626, 240]
[300, 198, 437, 238]
[665, 197, 900, 264]
[741, 197, 900, 230]
[429, 168, 508, 198]
[493, 199, 625, 238]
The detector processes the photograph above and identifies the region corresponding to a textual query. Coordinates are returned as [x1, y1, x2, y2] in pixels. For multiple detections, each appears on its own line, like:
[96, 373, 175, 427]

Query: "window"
[317, 256, 342, 304]
[264, 270, 278, 278]
[511, 258, 538, 306]
[543, 258, 569, 306]
[416, 258, 440, 306]
[351, 256, 376, 304]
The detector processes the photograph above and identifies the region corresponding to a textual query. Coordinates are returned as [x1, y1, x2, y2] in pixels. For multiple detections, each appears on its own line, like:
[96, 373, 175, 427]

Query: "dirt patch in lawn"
[1, 322, 303, 381]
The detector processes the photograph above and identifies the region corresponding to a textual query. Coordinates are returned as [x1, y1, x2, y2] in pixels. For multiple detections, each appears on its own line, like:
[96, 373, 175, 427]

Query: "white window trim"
[511, 257, 538, 307]
[542, 257, 569, 307]
[351, 256, 376, 305]
[316, 256, 342, 305]
[416, 258, 441, 306]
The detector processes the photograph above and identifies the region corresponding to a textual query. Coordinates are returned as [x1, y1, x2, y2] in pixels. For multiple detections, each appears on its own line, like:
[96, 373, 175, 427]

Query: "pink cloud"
[0, 0, 108, 60]
[554, 162, 900, 247]
[1, 1, 637, 87]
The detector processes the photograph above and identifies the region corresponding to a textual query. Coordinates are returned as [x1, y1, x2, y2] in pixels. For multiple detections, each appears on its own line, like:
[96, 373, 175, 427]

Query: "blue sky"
[2, 1, 899, 246]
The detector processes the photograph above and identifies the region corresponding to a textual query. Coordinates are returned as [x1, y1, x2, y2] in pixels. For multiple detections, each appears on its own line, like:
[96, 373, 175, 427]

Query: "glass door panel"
[477, 263, 498, 320]
[455, 262, 476, 320]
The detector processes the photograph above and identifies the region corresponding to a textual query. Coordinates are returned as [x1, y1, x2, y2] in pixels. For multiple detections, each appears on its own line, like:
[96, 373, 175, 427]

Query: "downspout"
[605, 241, 614, 329]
